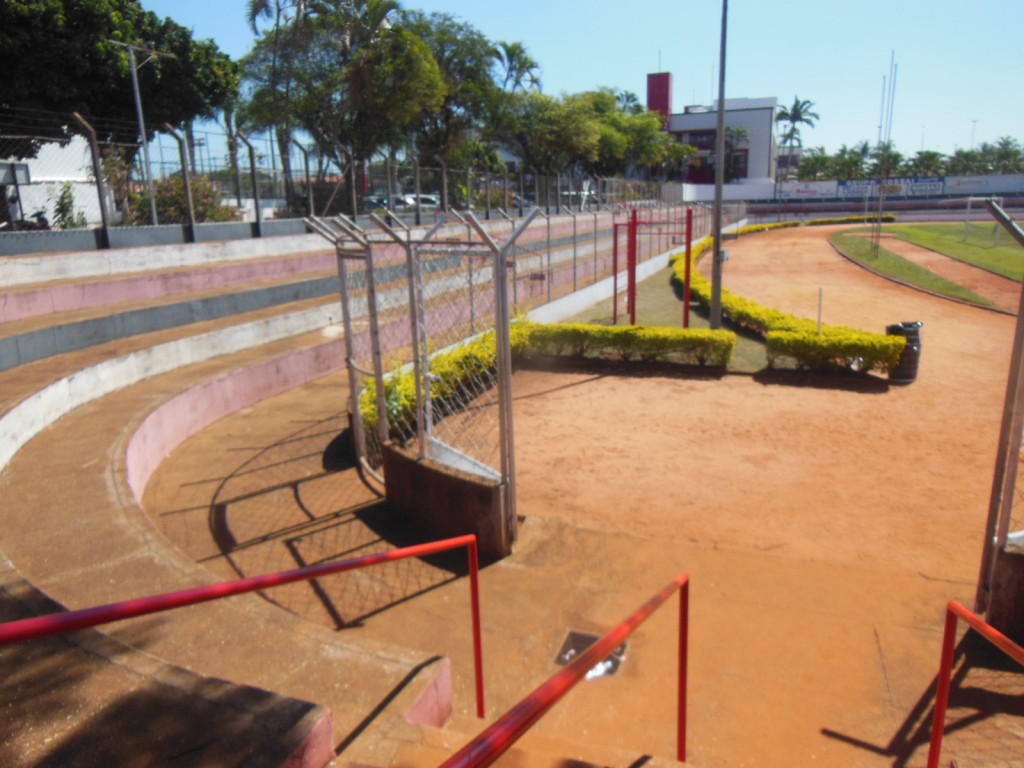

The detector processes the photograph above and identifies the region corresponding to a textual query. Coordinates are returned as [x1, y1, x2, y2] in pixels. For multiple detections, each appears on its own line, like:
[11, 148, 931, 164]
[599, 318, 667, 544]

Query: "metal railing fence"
[442, 572, 691, 767]
[0, 534, 487, 718]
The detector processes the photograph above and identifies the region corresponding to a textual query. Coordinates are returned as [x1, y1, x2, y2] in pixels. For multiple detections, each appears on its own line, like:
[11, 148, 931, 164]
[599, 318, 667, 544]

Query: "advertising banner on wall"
[838, 177, 944, 198]
[779, 180, 838, 199]
[944, 175, 1024, 196]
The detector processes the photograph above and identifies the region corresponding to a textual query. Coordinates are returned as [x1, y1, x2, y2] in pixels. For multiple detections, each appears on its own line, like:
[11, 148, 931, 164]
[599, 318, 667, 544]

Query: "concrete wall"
[382, 443, 510, 560]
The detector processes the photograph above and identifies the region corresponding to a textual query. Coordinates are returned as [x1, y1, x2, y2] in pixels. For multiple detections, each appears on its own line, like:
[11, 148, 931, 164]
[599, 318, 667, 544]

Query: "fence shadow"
[820, 632, 1024, 766]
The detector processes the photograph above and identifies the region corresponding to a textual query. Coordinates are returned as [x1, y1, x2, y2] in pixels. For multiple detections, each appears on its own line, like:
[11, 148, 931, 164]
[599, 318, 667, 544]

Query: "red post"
[468, 538, 486, 719]
[926, 606, 959, 768]
[683, 208, 693, 328]
[628, 208, 638, 325]
[677, 578, 689, 762]
[610, 219, 618, 325]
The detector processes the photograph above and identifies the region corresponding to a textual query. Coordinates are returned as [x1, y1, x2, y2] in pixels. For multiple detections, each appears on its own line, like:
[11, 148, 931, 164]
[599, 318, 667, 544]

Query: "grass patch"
[884, 222, 1024, 281]
[567, 265, 769, 372]
[830, 231, 996, 308]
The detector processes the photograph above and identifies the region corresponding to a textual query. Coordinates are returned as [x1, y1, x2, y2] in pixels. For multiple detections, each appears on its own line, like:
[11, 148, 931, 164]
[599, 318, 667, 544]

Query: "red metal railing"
[0, 534, 487, 718]
[927, 599, 1024, 768]
[441, 572, 690, 768]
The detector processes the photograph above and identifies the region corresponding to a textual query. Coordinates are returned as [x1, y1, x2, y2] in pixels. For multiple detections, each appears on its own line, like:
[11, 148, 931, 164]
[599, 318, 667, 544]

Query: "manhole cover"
[554, 630, 627, 680]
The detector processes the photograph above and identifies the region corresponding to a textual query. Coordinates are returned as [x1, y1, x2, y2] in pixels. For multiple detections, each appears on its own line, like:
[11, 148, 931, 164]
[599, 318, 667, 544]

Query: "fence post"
[71, 113, 111, 249]
[677, 577, 690, 762]
[291, 139, 314, 217]
[628, 208, 638, 325]
[163, 124, 197, 243]
[236, 131, 263, 238]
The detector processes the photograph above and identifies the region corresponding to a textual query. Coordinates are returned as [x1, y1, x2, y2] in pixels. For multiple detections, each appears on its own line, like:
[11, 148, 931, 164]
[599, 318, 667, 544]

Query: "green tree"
[905, 150, 946, 177]
[993, 136, 1023, 174]
[494, 41, 541, 94]
[830, 141, 871, 180]
[723, 126, 749, 182]
[869, 141, 904, 179]
[0, 0, 238, 152]
[400, 11, 504, 166]
[947, 147, 987, 176]
[796, 146, 830, 180]
[775, 96, 819, 181]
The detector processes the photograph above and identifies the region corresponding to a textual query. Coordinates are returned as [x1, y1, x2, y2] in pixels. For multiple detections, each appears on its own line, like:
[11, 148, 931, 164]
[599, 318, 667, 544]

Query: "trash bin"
[886, 321, 923, 384]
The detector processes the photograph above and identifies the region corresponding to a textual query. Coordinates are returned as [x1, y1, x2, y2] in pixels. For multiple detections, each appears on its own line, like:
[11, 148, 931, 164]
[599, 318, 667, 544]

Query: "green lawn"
[829, 231, 997, 308]
[885, 222, 1024, 281]
[567, 265, 770, 372]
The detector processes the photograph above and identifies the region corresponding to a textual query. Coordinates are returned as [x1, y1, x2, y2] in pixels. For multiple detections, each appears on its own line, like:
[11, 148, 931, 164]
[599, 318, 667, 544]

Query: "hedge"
[362, 319, 737, 437]
[670, 224, 905, 373]
[512, 319, 736, 366]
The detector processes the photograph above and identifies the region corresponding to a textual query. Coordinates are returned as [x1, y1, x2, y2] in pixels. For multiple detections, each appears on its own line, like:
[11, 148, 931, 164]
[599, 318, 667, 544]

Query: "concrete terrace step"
[0, 559, 334, 768]
[0, 249, 341, 372]
[0, 316, 439, 765]
[0, 248, 335, 326]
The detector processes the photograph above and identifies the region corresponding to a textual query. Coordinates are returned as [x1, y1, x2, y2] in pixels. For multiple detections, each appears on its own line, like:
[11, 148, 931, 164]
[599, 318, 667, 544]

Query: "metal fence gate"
[309, 210, 540, 547]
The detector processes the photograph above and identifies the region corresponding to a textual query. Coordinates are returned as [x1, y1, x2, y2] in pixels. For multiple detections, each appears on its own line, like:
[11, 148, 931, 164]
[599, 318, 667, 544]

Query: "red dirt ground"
[145, 223, 1023, 765]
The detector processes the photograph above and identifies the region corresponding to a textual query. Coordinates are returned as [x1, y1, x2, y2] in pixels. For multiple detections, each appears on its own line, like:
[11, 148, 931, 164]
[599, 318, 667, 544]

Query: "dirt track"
[507, 223, 1021, 765]
[145, 223, 1023, 765]
[515, 224, 1014, 579]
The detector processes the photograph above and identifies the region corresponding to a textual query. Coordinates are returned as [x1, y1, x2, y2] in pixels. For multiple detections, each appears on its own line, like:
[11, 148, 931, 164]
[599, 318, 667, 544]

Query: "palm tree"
[905, 150, 946, 177]
[796, 147, 829, 181]
[993, 136, 1023, 174]
[494, 41, 541, 93]
[723, 125, 749, 182]
[775, 96, 819, 181]
[616, 90, 643, 115]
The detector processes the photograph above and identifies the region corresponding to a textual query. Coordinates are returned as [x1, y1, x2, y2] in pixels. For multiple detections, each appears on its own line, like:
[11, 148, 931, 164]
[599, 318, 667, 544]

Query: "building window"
[687, 130, 716, 151]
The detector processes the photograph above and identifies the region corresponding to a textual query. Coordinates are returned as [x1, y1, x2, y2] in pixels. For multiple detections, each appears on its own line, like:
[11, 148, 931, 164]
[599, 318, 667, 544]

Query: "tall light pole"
[109, 40, 175, 226]
[971, 119, 978, 150]
[710, 0, 728, 329]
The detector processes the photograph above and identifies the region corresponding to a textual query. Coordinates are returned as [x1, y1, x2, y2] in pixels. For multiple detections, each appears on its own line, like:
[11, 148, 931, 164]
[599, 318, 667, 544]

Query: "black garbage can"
[886, 321, 923, 384]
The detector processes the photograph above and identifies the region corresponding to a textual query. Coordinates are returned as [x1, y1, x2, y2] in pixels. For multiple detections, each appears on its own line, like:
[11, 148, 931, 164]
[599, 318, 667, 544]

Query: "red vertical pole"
[468, 538, 486, 719]
[683, 208, 693, 328]
[628, 208, 638, 325]
[612, 222, 619, 324]
[926, 606, 960, 768]
[677, 577, 689, 762]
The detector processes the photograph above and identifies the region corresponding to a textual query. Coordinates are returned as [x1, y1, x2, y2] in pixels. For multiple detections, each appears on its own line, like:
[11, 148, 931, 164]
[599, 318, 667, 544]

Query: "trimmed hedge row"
[671, 225, 905, 373]
[512, 319, 736, 366]
[361, 319, 738, 436]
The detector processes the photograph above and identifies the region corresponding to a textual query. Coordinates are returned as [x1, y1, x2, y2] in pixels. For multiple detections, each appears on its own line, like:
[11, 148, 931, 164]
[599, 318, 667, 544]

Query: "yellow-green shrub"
[513, 320, 735, 366]
[766, 329, 905, 372]
[670, 233, 905, 373]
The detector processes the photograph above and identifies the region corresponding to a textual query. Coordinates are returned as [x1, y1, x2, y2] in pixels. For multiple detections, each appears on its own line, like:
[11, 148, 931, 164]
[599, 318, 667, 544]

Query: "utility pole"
[108, 40, 176, 226]
[710, 0, 728, 328]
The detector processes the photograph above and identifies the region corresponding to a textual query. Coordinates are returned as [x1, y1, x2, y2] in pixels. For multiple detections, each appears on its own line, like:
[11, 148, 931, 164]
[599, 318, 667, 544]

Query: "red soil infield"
[145, 223, 1022, 765]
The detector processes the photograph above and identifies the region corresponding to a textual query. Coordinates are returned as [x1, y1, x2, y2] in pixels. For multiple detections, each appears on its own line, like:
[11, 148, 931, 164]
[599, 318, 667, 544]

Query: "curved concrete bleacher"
[0, 235, 452, 767]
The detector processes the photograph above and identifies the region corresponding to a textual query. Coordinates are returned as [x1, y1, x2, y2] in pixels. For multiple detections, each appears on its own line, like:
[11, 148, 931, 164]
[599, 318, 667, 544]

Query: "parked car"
[395, 194, 441, 210]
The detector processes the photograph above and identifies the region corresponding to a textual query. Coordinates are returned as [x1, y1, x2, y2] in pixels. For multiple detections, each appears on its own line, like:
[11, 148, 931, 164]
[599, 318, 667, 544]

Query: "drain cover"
[554, 630, 627, 679]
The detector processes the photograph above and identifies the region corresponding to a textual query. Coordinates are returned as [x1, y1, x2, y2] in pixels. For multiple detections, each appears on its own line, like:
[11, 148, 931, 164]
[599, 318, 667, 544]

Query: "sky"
[140, 0, 1024, 158]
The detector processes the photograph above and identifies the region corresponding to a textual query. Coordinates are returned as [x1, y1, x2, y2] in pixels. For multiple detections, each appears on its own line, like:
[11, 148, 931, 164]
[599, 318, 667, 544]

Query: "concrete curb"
[0, 305, 340, 472]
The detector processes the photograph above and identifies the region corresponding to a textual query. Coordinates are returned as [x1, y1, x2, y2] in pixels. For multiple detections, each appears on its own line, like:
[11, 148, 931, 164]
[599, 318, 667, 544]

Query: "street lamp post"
[109, 40, 175, 226]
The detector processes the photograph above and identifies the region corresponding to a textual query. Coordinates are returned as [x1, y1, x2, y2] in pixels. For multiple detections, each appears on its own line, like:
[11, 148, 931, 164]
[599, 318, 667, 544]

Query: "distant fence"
[0, 109, 667, 257]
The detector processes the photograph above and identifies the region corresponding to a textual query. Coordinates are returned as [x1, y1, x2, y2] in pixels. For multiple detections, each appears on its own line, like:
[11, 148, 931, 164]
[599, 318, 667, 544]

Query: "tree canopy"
[0, 0, 239, 157]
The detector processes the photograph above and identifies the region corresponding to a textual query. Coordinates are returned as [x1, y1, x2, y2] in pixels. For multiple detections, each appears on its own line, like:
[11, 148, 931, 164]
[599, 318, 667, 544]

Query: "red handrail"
[442, 572, 690, 768]
[0, 534, 487, 718]
[927, 599, 1024, 768]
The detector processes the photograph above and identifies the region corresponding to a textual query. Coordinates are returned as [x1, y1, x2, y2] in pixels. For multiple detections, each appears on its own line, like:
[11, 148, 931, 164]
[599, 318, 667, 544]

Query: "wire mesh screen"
[412, 241, 504, 478]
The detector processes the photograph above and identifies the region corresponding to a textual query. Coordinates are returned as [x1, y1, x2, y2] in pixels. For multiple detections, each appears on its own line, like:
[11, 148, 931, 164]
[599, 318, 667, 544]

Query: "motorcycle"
[0, 210, 50, 232]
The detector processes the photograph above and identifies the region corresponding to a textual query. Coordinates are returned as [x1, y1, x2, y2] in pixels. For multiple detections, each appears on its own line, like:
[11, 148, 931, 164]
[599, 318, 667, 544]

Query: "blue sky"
[141, 0, 1024, 158]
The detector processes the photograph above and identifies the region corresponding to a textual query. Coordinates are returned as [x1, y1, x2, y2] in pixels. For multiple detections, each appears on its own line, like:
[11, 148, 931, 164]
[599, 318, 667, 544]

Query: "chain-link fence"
[313, 200, 707, 482]
[2, 107, 690, 241]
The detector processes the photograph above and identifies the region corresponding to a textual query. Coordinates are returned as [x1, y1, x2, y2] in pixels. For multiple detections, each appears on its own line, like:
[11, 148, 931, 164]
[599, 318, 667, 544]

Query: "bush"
[130, 175, 240, 225]
[513, 320, 735, 366]
[363, 320, 736, 437]
[671, 232, 905, 374]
